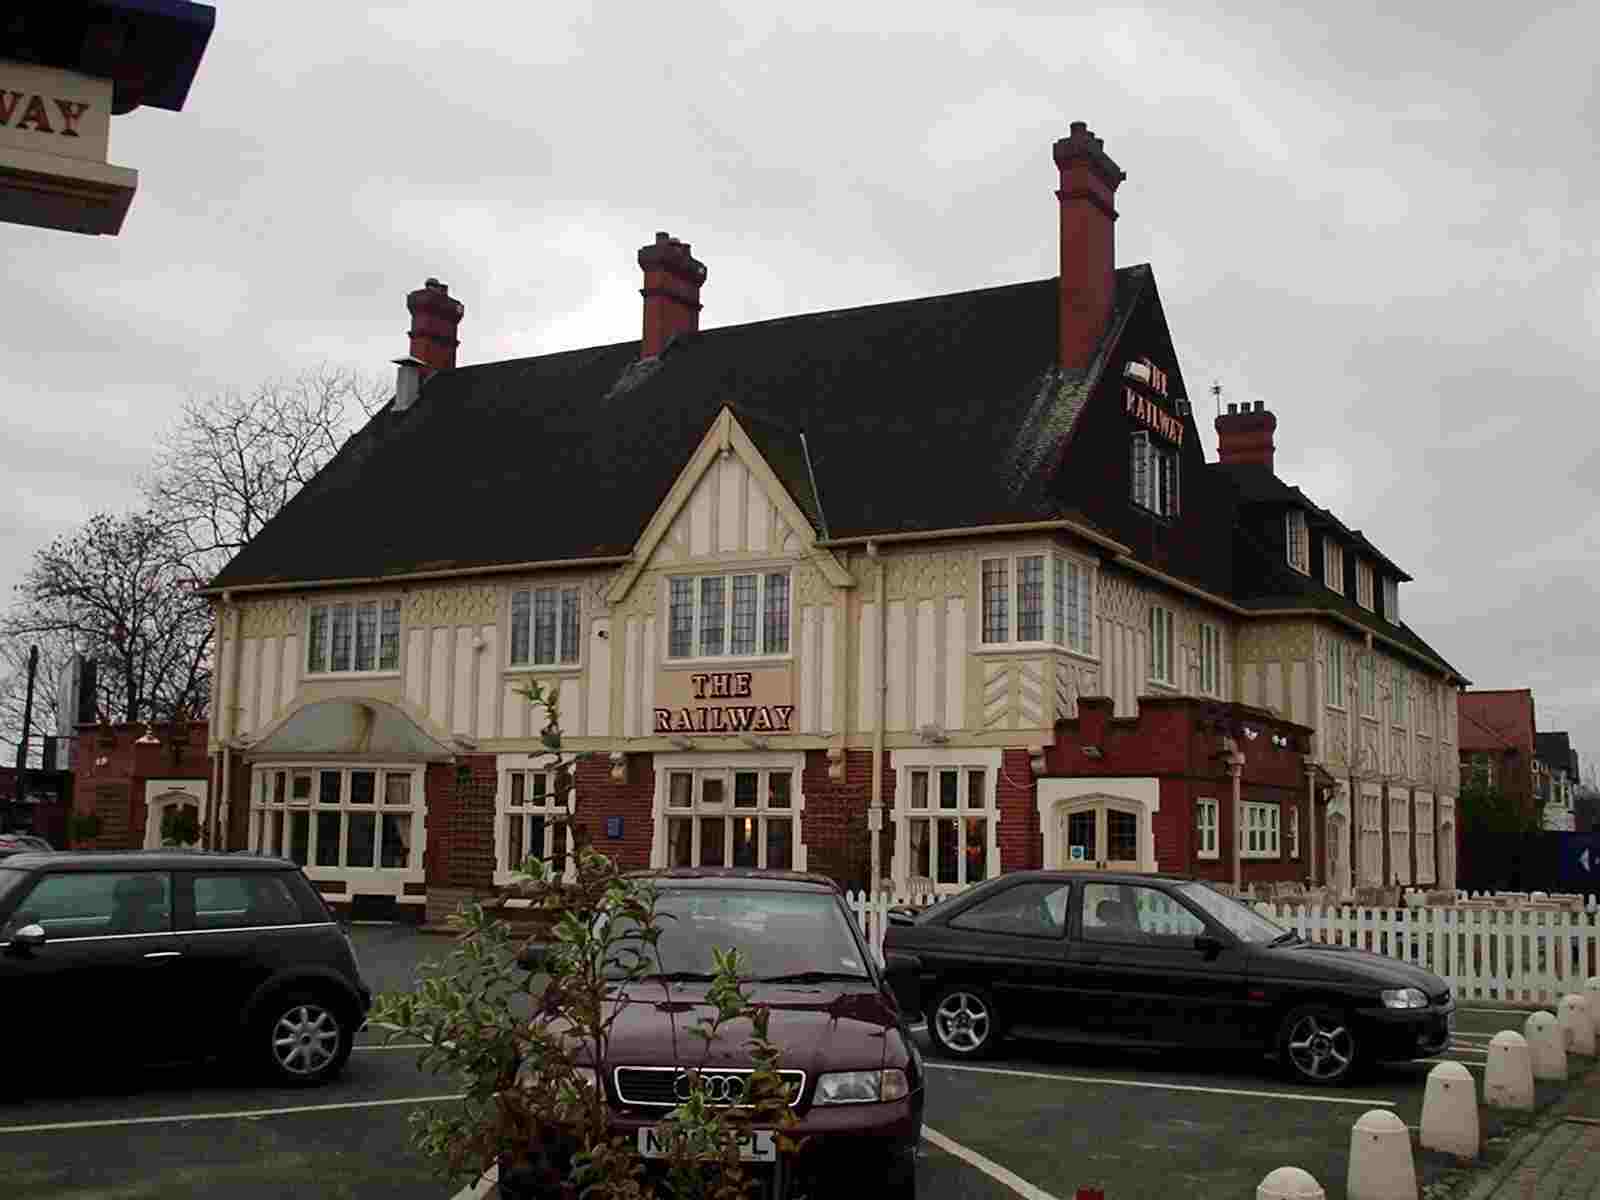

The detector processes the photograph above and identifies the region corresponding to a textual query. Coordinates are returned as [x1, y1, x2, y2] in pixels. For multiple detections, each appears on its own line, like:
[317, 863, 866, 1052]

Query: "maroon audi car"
[500, 868, 924, 1200]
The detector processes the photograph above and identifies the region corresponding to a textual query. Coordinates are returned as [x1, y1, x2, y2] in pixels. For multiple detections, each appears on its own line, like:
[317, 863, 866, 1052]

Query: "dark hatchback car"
[0, 851, 372, 1091]
[501, 869, 925, 1200]
[884, 870, 1453, 1086]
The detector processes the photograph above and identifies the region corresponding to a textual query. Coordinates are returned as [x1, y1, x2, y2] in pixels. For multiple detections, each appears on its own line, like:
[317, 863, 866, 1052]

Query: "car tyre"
[927, 984, 998, 1059]
[256, 989, 354, 1086]
[1277, 1003, 1362, 1086]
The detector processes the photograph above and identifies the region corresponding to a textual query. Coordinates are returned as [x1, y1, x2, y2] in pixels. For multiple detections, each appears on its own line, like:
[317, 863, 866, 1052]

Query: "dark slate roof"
[208, 271, 1145, 591]
[1212, 463, 1411, 581]
[1225, 499, 1467, 682]
[1537, 731, 1574, 772]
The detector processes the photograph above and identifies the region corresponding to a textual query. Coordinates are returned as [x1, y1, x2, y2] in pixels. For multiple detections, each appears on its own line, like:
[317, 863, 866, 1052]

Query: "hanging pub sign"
[1125, 386, 1184, 445]
[653, 668, 796, 734]
[0, 60, 136, 235]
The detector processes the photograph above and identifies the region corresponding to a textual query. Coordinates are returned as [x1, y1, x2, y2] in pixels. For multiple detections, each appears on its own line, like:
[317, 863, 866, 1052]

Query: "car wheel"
[1278, 1004, 1361, 1086]
[928, 984, 997, 1059]
[257, 990, 353, 1086]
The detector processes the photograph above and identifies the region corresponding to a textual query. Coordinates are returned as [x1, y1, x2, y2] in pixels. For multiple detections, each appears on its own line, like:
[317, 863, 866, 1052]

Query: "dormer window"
[1382, 576, 1399, 624]
[1356, 561, 1374, 610]
[1285, 510, 1309, 574]
[1130, 432, 1179, 517]
[1323, 540, 1344, 594]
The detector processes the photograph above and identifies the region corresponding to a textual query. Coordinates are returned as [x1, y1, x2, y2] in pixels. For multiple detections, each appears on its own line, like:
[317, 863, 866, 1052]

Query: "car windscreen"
[1176, 881, 1290, 944]
[602, 888, 871, 983]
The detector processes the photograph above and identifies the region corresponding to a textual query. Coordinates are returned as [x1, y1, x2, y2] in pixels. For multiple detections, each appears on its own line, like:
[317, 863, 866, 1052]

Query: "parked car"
[0, 834, 52, 859]
[500, 868, 924, 1200]
[883, 870, 1453, 1086]
[0, 850, 371, 1091]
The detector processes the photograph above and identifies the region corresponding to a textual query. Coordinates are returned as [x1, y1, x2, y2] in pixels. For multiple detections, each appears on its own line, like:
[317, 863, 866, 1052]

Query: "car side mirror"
[882, 950, 923, 1018]
[516, 940, 554, 973]
[7, 923, 45, 951]
[1194, 934, 1225, 958]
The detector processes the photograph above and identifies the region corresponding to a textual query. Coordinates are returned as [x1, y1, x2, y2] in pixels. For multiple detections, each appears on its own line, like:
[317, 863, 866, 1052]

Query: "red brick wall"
[996, 749, 1040, 872]
[423, 755, 497, 889]
[801, 750, 886, 892]
[68, 722, 212, 850]
[573, 752, 656, 870]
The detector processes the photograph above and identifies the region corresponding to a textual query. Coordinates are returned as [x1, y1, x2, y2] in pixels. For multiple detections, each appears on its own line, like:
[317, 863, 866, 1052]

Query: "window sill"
[1327, 703, 1348, 713]
[660, 655, 794, 670]
[303, 670, 403, 681]
[1197, 851, 1220, 861]
[505, 664, 584, 676]
[977, 643, 1097, 662]
[1239, 851, 1281, 861]
[1146, 679, 1179, 692]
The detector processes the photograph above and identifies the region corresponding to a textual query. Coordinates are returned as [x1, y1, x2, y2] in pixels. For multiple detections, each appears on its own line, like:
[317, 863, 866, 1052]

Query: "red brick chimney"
[406, 278, 465, 373]
[1215, 401, 1278, 470]
[637, 231, 707, 358]
[1053, 122, 1126, 372]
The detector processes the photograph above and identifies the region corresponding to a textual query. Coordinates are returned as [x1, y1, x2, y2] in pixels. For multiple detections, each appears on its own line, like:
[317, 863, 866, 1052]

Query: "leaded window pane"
[668, 579, 694, 658]
[354, 601, 378, 671]
[700, 576, 726, 656]
[329, 604, 352, 672]
[763, 572, 789, 654]
[981, 559, 1008, 644]
[533, 589, 557, 664]
[1052, 557, 1065, 646]
[1018, 556, 1044, 641]
[559, 588, 580, 664]
[307, 606, 328, 673]
[379, 599, 401, 670]
[510, 590, 531, 665]
[731, 575, 758, 655]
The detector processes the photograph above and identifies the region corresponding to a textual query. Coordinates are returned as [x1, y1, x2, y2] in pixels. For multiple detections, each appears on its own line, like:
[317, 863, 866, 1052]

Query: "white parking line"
[0, 1093, 468, 1135]
[354, 1043, 432, 1052]
[924, 1125, 1061, 1200]
[923, 1062, 1396, 1106]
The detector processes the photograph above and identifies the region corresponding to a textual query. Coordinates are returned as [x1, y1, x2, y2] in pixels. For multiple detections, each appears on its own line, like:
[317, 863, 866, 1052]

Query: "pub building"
[199, 123, 1467, 922]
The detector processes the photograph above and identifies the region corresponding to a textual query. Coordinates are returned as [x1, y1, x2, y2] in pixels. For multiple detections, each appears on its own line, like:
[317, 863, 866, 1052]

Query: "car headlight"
[516, 1062, 599, 1093]
[814, 1069, 910, 1104]
[1381, 987, 1428, 1009]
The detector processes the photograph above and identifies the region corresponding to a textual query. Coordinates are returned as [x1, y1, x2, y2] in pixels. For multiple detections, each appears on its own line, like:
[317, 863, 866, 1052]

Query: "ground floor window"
[650, 753, 804, 872]
[1287, 804, 1300, 859]
[1240, 802, 1280, 859]
[249, 764, 423, 871]
[893, 750, 1001, 892]
[1195, 798, 1219, 859]
[1359, 787, 1384, 885]
[1415, 793, 1435, 885]
[496, 758, 577, 884]
[1389, 791, 1411, 885]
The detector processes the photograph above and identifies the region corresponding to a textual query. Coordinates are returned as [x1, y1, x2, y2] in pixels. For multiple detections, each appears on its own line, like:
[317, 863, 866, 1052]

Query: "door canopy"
[244, 699, 456, 760]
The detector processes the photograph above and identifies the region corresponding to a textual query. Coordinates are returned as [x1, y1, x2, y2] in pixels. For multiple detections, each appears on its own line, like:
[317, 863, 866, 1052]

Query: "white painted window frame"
[1383, 576, 1400, 624]
[1360, 785, 1384, 885]
[977, 546, 1098, 657]
[648, 751, 806, 871]
[248, 762, 426, 901]
[508, 584, 583, 670]
[1325, 638, 1346, 710]
[1287, 804, 1300, 859]
[1148, 604, 1176, 686]
[1196, 797, 1219, 860]
[1389, 790, 1411, 885]
[1037, 777, 1162, 874]
[1414, 792, 1436, 885]
[891, 748, 1002, 894]
[1286, 510, 1309, 574]
[305, 594, 403, 677]
[1130, 431, 1180, 517]
[664, 567, 793, 664]
[1324, 539, 1344, 593]
[1356, 560, 1375, 610]
[1359, 655, 1377, 718]
[1391, 667, 1409, 728]
[1239, 801, 1280, 859]
[1198, 622, 1222, 697]
[494, 753, 578, 886]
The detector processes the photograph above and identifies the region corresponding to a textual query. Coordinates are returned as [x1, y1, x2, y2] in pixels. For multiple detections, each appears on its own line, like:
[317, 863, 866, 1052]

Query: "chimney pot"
[1053, 122, 1127, 371]
[1254, 400, 1264, 412]
[638, 230, 708, 358]
[1215, 402, 1278, 471]
[406, 277, 465, 373]
[1228, 402, 1239, 415]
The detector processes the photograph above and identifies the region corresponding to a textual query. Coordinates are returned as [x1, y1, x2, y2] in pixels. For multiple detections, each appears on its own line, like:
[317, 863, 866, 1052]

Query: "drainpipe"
[218, 592, 244, 851]
[868, 541, 887, 897]
[1225, 739, 1245, 891]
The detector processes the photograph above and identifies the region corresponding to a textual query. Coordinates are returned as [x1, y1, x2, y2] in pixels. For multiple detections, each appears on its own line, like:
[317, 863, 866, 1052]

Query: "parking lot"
[0, 926, 1586, 1200]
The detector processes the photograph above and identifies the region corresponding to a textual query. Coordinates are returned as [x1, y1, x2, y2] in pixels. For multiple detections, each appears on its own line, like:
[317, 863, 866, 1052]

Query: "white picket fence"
[844, 887, 1600, 1008]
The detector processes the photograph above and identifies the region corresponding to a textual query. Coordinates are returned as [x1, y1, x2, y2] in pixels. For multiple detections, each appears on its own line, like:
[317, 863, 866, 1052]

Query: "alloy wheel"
[1286, 1012, 1354, 1082]
[933, 991, 991, 1054]
[271, 1003, 341, 1077]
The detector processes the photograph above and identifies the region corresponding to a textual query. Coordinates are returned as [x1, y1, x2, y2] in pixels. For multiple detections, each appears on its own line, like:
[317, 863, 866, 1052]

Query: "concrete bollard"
[1524, 1011, 1567, 1081]
[1419, 1061, 1479, 1159]
[1347, 1109, 1418, 1200]
[1257, 1166, 1326, 1200]
[1484, 1030, 1536, 1110]
[1559, 994, 1596, 1055]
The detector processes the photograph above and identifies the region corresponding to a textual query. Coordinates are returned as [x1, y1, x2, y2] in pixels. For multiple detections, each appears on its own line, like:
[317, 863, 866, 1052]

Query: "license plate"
[638, 1127, 776, 1162]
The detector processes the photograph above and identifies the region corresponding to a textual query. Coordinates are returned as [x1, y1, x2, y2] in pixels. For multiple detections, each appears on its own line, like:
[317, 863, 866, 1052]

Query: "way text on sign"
[654, 671, 793, 734]
[1125, 387, 1183, 444]
[0, 90, 92, 139]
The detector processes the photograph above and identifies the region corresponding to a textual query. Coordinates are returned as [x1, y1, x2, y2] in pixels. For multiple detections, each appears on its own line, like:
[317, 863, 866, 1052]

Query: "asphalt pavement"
[0, 925, 1589, 1200]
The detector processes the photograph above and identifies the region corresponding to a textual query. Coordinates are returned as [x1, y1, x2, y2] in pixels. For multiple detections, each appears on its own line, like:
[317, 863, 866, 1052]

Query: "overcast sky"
[4, 2, 1597, 773]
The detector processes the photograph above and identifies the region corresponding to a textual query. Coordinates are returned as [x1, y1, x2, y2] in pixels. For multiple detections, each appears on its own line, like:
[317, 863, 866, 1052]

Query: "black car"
[0, 834, 52, 859]
[502, 868, 924, 1200]
[0, 851, 372, 1091]
[883, 870, 1453, 1086]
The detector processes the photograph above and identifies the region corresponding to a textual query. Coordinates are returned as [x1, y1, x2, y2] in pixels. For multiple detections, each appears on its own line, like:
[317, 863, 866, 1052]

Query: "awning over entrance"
[242, 699, 457, 761]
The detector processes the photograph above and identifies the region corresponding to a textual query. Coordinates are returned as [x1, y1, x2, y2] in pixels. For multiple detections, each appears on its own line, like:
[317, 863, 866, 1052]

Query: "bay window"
[667, 571, 790, 660]
[981, 552, 1095, 652]
[306, 598, 401, 674]
[250, 765, 422, 872]
[510, 585, 581, 667]
[1148, 605, 1176, 686]
[1198, 622, 1222, 696]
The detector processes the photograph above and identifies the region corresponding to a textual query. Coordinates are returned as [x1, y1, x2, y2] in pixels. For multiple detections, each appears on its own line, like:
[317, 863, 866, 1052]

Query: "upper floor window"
[1148, 605, 1176, 686]
[1359, 655, 1377, 717]
[1382, 577, 1400, 624]
[1391, 667, 1409, 726]
[1325, 638, 1346, 708]
[510, 586, 581, 668]
[307, 598, 401, 675]
[1130, 432, 1179, 517]
[668, 571, 790, 660]
[1356, 561, 1374, 610]
[982, 553, 1095, 653]
[1285, 510, 1309, 574]
[1198, 622, 1222, 696]
[1324, 540, 1344, 593]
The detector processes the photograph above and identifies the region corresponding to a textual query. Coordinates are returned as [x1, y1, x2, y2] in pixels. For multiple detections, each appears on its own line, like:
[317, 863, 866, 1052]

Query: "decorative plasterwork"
[1053, 659, 1098, 721]
[793, 559, 835, 607]
[881, 550, 978, 603]
[616, 572, 661, 621]
[1237, 622, 1315, 664]
[1390, 735, 1409, 780]
[240, 597, 302, 639]
[1359, 723, 1380, 775]
[1418, 741, 1436, 785]
[1097, 571, 1143, 627]
[407, 584, 498, 627]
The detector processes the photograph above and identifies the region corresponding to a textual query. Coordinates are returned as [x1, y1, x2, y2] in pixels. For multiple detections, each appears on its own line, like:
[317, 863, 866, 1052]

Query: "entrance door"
[1057, 802, 1142, 871]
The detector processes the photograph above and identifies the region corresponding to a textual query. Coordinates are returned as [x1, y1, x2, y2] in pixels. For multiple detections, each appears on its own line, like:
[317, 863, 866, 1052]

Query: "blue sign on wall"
[606, 816, 623, 840]
[1559, 833, 1600, 891]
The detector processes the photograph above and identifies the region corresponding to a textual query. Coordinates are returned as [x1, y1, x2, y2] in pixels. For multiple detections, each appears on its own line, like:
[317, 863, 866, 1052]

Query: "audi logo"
[673, 1071, 748, 1103]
